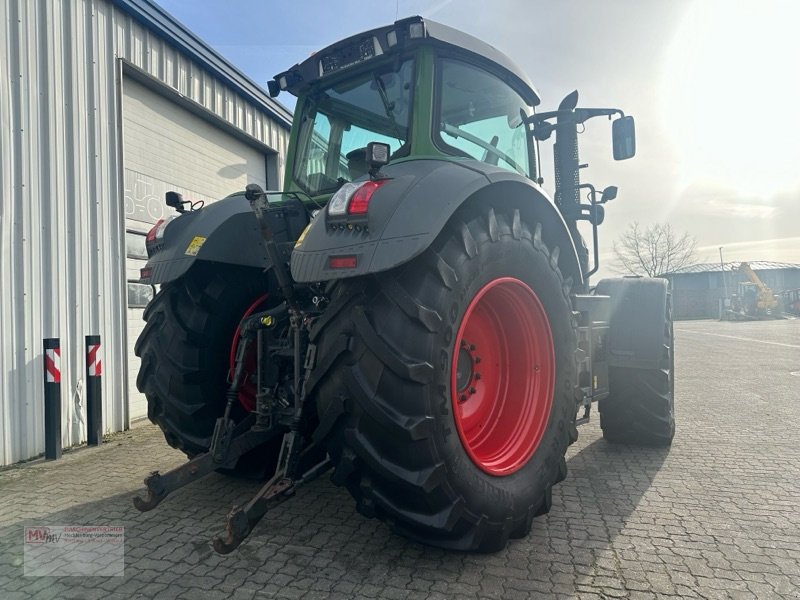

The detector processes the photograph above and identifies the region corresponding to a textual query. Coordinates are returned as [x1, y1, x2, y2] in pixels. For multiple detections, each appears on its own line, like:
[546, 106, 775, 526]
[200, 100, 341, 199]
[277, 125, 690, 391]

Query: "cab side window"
[436, 58, 532, 177]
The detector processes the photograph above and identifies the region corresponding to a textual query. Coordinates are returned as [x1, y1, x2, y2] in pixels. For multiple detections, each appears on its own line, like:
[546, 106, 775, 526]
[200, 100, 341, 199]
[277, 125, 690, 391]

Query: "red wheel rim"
[229, 293, 270, 412]
[450, 277, 555, 476]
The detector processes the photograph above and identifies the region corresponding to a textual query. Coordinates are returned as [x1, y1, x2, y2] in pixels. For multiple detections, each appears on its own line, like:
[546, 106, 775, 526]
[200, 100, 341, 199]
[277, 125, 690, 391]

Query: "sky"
[156, 0, 800, 274]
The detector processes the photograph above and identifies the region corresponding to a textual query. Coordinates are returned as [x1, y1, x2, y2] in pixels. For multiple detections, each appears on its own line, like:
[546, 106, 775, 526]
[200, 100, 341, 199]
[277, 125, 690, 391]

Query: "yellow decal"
[185, 236, 207, 256]
[294, 224, 311, 248]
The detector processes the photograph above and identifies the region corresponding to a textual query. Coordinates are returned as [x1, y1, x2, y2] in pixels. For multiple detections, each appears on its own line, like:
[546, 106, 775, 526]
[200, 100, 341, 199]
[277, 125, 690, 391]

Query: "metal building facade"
[0, 0, 292, 465]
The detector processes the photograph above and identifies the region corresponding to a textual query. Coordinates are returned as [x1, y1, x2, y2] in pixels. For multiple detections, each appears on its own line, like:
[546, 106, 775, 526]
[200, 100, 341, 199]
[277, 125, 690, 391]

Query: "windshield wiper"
[373, 73, 403, 145]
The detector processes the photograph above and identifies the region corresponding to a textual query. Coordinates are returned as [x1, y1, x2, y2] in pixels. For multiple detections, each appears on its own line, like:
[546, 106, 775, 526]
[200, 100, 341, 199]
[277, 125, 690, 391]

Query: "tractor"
[134, 16, 675, 553]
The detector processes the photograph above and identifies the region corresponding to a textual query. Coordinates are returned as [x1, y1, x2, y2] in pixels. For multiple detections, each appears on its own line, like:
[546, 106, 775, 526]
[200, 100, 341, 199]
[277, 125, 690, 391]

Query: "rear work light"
[408, 21, 426, 39]
[327, 179, 389, 217]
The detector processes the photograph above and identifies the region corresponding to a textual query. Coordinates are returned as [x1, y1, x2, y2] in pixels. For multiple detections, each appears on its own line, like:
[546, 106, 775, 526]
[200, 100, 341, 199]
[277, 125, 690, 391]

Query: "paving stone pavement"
[1, 318, 799, 599]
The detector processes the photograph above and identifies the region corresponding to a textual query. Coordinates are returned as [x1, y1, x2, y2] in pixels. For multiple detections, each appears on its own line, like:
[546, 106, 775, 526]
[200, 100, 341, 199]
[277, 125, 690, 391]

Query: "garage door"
[123, 77, 268, 422]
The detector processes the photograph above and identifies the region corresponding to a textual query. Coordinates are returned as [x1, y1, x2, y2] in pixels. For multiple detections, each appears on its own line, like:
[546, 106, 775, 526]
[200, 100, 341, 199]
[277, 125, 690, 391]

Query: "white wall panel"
[0, 0, 290, 465]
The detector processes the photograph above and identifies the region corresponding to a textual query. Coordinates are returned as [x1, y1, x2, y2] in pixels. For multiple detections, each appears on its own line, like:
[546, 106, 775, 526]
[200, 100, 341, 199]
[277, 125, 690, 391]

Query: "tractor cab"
[270, 16, 542, 199]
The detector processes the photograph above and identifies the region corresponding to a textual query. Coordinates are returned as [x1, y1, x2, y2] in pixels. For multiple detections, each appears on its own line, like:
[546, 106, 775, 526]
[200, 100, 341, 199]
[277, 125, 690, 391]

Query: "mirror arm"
[526, 107, 623, 128]
[526, 107, 624, 141]
[574, 108, 624, 124]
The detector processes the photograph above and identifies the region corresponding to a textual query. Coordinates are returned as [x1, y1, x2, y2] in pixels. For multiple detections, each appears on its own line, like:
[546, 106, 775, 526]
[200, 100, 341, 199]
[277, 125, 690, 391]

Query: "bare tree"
[612, 222, 698, 277]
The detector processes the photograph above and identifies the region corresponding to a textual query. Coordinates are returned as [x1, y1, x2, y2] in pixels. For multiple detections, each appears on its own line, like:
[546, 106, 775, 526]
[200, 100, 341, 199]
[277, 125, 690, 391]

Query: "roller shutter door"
[122, 78, 267, 421]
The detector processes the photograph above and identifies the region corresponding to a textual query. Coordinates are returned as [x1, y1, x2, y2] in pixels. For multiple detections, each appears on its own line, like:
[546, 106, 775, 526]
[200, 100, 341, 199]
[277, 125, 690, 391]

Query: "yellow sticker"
[185, 236, 207, 256]
[294, 224, 311, 248]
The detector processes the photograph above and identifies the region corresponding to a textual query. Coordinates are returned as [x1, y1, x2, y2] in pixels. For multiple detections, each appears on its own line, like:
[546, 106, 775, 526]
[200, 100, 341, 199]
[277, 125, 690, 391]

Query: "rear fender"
[290, 159, 583, 285]
[595, 277, 669, 369]
[141, 195, 270, 285]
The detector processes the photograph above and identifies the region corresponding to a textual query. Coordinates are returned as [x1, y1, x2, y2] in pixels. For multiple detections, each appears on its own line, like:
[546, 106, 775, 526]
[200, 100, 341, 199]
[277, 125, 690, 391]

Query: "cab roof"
[271, 16, 541, 107]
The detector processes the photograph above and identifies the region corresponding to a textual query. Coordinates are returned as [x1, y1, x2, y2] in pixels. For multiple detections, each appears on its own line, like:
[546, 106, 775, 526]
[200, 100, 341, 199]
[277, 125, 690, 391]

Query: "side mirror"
[600, 185, 618, 203]
[612, 116, 636, 160]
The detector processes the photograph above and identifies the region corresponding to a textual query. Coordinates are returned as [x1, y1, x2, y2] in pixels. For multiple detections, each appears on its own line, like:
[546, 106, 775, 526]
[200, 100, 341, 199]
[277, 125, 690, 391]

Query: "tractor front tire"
[135, 264, 272, 460]
[311, 207, 578, 552]
[596, 278, 675, 447]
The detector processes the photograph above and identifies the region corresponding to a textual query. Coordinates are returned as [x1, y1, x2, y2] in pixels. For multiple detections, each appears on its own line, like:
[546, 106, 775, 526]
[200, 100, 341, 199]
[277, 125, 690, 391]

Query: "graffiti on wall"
[124, 170, 214, 225]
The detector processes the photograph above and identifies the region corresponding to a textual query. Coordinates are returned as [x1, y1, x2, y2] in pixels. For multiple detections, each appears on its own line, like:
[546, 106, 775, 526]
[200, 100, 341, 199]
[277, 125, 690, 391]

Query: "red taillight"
[347, 179, 388, 215]
[146, 219, 164, 242]
[328, 255, 358, 269]
[140, 267, 153, 280]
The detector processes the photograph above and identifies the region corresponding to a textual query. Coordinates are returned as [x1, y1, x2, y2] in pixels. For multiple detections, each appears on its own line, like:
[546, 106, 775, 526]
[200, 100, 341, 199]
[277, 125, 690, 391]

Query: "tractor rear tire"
[311, 207, 578, 552]
[596, 278, 675, 446]
[135, 264, 274, 463]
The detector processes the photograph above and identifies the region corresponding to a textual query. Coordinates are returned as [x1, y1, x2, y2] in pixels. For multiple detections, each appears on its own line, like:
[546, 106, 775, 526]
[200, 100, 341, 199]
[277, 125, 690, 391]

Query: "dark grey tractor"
[133, 16, 674, 553]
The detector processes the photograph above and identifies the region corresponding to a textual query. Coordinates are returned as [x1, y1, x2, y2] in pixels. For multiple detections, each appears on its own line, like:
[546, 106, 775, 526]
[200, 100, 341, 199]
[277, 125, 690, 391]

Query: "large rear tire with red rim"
[135, 264, 279, 475]
[311, 207, 578, 551]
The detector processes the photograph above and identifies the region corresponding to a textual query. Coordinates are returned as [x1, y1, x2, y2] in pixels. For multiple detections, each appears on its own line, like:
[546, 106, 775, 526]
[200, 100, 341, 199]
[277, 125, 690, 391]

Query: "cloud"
[697, 237, 800, 265]
[424, 0, 455, 18]
[677, 181, 799, 219]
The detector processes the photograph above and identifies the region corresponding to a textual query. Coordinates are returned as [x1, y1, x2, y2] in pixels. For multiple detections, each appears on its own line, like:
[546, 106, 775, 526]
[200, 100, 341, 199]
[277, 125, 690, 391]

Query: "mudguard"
[141, 194, 303, 285]
[595, 277, 669, 370]
[291, 158, 583, 285]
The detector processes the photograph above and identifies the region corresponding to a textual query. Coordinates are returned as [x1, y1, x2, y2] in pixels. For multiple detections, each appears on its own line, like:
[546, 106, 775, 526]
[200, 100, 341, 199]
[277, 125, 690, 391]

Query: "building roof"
[666, 261, 800, 275]
[113, 0, 292, 129]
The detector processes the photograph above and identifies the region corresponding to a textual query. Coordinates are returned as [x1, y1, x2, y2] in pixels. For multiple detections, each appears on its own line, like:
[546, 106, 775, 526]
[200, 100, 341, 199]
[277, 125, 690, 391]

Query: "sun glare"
[663, 0, 800, 198]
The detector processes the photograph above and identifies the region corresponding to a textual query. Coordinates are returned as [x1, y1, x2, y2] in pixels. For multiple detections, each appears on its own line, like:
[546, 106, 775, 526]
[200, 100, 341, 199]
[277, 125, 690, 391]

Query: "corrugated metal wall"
[0, 0, 290, 466]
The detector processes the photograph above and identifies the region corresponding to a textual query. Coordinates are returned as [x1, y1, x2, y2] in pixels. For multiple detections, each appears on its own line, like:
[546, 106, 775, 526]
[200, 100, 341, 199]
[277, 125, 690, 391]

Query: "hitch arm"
[132, 426, 276, 512]
[212, 432, 332, 554]
[211, 474, 295, 555]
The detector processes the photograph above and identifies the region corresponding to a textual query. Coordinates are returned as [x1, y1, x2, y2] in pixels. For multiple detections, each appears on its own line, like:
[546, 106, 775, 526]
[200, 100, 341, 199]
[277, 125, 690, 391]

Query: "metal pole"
[86, 335, 103, 446]
[43, 338, 62, 460]
[719, 247, 728, 313]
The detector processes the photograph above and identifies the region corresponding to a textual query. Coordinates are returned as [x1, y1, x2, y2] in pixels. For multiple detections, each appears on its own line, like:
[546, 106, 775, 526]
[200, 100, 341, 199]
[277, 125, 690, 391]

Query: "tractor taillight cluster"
[146, 219, 165, 243]
[347, 180, 384, 215]
[327, 179, 388, 219]
[145, 216, 176, 256]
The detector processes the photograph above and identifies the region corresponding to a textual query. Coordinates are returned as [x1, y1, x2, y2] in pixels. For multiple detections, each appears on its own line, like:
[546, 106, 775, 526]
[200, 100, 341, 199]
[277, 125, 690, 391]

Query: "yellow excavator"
[725, 262, 780, 319]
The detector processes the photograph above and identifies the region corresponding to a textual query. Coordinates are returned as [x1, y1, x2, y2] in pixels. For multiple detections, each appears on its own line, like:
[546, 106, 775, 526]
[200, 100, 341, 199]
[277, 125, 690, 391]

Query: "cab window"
[435, 58, 533, 177]
[293, 59, 414, 195]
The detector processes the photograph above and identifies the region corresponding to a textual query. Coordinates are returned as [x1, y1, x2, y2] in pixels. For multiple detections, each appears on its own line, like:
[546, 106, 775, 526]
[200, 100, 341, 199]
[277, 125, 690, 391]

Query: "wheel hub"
[455, 342, 480, 397]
